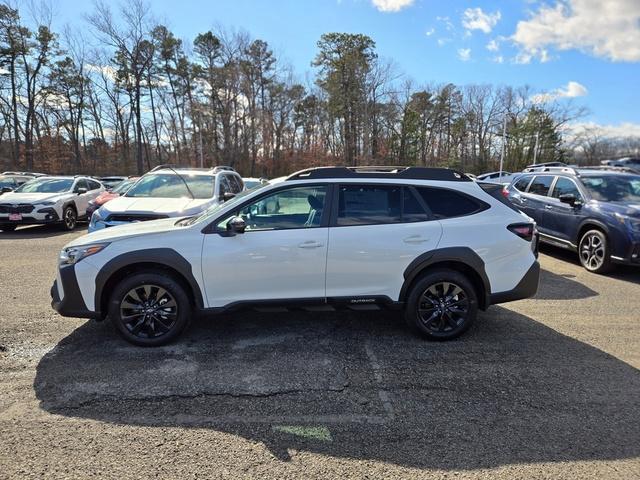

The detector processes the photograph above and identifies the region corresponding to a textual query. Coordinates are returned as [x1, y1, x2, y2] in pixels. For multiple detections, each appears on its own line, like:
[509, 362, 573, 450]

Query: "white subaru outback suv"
[51, 166, 540, 346]
[0, 176, 104, 232]
[88, 165, 243, 232]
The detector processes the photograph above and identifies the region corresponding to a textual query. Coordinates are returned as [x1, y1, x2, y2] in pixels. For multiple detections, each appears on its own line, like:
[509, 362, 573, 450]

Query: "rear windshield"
[581, 175, 640, 202]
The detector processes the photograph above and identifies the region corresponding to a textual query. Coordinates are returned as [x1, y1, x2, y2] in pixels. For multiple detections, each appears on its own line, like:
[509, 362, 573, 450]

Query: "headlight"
[90, 208, 103, 224]
[59, 243, 109, 265]
[614, 213, 640, 232]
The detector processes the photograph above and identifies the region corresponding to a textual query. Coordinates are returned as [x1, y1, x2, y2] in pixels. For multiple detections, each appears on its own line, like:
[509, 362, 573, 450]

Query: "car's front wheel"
[405, 269, 478, 341]
[61, 206, 77, 231]
[109, 272, 192, 346]
[578, 229, 612, 273]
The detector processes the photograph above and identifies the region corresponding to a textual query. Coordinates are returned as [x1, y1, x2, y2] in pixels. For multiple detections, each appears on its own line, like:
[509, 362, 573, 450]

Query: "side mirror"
[226, 216, 246, 235]
[1, 187, 13, 193]
[76, 187, 88, 195]
[559, 193, 580, 206]
[222, 192, 236, 201]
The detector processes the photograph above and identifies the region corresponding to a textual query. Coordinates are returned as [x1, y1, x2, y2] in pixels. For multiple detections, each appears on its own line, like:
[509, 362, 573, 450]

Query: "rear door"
[325, 184, 442, 301]
[508, 174, 534, 214]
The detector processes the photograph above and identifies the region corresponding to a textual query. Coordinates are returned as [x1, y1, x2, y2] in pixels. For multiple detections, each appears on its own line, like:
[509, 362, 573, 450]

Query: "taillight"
[508, 223, 535, 242]
[501, 186, 510, 198]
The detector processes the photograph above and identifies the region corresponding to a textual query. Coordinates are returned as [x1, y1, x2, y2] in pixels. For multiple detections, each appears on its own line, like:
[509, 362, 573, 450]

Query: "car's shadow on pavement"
[535, 268, 598, 300]
[34, 304, 640, 470]
[0, 224, 83, 239]
[540, 244, 640, 285]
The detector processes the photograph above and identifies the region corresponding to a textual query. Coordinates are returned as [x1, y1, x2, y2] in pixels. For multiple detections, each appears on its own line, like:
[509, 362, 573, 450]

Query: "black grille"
[0, 203, 35, 214]
[106, 214, 168, 223]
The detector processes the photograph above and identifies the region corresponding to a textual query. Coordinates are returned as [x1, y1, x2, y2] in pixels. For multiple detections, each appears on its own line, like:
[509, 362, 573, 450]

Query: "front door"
[201, 184, 330, 308]
[544, 176, 586, 244]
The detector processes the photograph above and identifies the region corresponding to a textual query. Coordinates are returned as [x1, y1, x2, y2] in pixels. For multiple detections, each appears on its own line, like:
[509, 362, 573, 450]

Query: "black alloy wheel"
[405, 269, 478, 340]
[62, 206, 77, 230]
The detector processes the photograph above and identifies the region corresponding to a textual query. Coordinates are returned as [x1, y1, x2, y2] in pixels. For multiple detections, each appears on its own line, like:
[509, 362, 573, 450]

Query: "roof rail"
[286, 166, 471, 182]
[581, 165, 640, 174]
[524, 161, 567, 169]
[522, 166, 578, 175]
[211, 165, 236, 173]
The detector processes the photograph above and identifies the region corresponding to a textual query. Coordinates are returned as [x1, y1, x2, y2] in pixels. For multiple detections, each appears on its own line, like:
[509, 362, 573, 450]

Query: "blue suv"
[506, 167, 640, 273]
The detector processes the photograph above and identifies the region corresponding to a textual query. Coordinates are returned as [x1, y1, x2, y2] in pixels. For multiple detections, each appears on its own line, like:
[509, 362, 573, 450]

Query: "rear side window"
[513, 175, 533, 192]
[337, 185, 401, 226]
[528, 176, 554, 196]
[417, 187, 486, 219]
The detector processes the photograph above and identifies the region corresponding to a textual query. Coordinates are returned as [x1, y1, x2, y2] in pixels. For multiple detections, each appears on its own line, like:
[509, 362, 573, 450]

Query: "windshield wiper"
[161, 165, 195, 200]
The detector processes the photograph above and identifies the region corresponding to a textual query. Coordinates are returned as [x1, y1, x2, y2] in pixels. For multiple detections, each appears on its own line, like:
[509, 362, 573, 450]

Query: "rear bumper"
[51, 265, 101, 319]
[489, 260, 540, 305]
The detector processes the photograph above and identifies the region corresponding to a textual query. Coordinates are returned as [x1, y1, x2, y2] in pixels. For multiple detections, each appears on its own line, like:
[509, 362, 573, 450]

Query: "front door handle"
[298, 241, 324, 249]
[545, 205, 553, 210]
[403, 235, 429, 244]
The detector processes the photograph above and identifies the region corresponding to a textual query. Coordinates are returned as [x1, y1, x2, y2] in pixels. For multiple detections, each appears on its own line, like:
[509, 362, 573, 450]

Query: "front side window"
[417, 187, 484, 219]
[220, 185, 327, 231]
[125, 174, 214, 199]
[551, 177, 582, 200]
[528, 176, 554, 196]
[15, 178, 74, 193]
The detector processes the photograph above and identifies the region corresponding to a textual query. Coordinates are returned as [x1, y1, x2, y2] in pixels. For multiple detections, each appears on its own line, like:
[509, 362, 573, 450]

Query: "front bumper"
[51, 265, 101, 319]
[0, 208, 60, 224]
[611, 242, 640, 266]
[489, 260, 540, 305]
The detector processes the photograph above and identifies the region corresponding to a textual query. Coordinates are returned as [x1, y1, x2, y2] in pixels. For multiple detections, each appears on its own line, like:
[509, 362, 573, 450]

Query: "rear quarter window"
[417, 187, 487, 219]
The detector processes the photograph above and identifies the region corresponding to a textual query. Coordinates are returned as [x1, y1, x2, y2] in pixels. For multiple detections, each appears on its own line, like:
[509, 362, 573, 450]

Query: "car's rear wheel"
[405, 269, 478, 341]
[61, 206, 77, 231]
[109, 272, 192, 346]
[0, 224, 17, 232]
[578, 229, 612, 273]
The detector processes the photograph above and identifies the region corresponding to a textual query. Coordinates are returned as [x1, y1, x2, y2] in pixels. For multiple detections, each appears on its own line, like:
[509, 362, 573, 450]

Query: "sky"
[50, 0, 640, 138]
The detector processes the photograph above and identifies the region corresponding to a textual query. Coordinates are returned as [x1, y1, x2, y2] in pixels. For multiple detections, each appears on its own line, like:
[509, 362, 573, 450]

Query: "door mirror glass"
[559, 193, 577, 206]
[222, 192, 236, 201]
[226, 216, 246, 235]
[76, 187, 88, 195]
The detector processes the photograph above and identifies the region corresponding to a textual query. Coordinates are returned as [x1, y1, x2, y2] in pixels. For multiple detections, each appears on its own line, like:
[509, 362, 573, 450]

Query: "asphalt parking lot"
[1, 225, 639, 479]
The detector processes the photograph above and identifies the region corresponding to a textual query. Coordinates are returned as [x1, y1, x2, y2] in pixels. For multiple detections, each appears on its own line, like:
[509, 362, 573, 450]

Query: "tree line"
[0, 1, 632, 177]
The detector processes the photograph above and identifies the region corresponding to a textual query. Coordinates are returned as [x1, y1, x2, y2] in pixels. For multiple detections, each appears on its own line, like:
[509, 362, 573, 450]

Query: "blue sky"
[51, 0, 640, 137]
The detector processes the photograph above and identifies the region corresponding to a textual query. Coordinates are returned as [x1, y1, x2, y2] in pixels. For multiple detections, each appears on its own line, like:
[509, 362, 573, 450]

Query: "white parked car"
[52, 166, 540, 346]
[0, 176, 104, 232]
[88, 166, 244, 232]
[242, 177, 268, 189]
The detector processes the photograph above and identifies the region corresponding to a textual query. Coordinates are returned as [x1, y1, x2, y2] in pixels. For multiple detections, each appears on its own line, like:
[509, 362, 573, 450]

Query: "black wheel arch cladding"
[94, 248, 205, 313]
[400, 247, 491, 310]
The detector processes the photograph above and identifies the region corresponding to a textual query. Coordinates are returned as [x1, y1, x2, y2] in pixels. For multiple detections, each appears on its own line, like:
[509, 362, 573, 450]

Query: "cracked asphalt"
[1, 225, 639, 479]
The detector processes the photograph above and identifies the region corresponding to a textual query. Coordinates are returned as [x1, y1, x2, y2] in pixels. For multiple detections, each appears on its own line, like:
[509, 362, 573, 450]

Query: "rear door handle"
[403, 235, 429, 244]
[298, 241, 324, 249]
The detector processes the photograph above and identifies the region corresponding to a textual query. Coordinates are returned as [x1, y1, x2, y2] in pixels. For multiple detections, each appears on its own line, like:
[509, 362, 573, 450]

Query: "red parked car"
[86, 177, 139, 220]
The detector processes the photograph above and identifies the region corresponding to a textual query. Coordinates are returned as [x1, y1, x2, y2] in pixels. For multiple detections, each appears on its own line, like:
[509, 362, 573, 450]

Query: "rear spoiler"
[478, 182, 520, 213]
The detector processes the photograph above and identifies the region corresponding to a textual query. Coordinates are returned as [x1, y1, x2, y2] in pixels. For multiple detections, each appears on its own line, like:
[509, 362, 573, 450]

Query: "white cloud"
[512, 0, 640, 62]
[565, 122, 640, 140]
[486, 39, 499, 51]
[492, 55, 505, 64]
[371, 0, 414, 12]
[437, 38, 450, 46]
[457, 48, 472, 62]
[425, 28, 435, 36]
[462, 7, 501, 34]
[531, 81, 588, 103]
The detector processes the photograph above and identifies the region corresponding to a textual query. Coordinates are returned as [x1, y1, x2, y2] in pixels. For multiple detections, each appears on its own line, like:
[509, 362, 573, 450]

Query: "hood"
[100, 196, 213, 216]
[0, 191, 69, 204]
[592, 201, 640, 219]
[95, 191, 119, 205]
[67, 216, 186, 247]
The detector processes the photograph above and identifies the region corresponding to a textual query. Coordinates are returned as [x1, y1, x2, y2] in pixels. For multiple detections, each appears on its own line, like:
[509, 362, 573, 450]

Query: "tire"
[109, 272, 192, 347]
[61, 205, 77, 231]
[405, 269, 478, 341]
[0, 224, 17, 232]
[578, 229, 612, 273]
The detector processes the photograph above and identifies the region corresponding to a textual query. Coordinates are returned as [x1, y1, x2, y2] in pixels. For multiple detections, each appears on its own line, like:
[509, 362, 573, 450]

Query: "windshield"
[14, 178, 73, 193]
[0, 178, 16, 189]
[112, 178, 136, 194]
[582, 175, 640, 203]
[181, 183, 269, 226]
[125, 173, 214, 199]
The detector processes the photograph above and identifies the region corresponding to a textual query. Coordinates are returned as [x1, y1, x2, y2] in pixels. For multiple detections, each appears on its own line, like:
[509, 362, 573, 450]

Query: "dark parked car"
[0, 174, 35, 195]
[506, 167, 640, 273]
